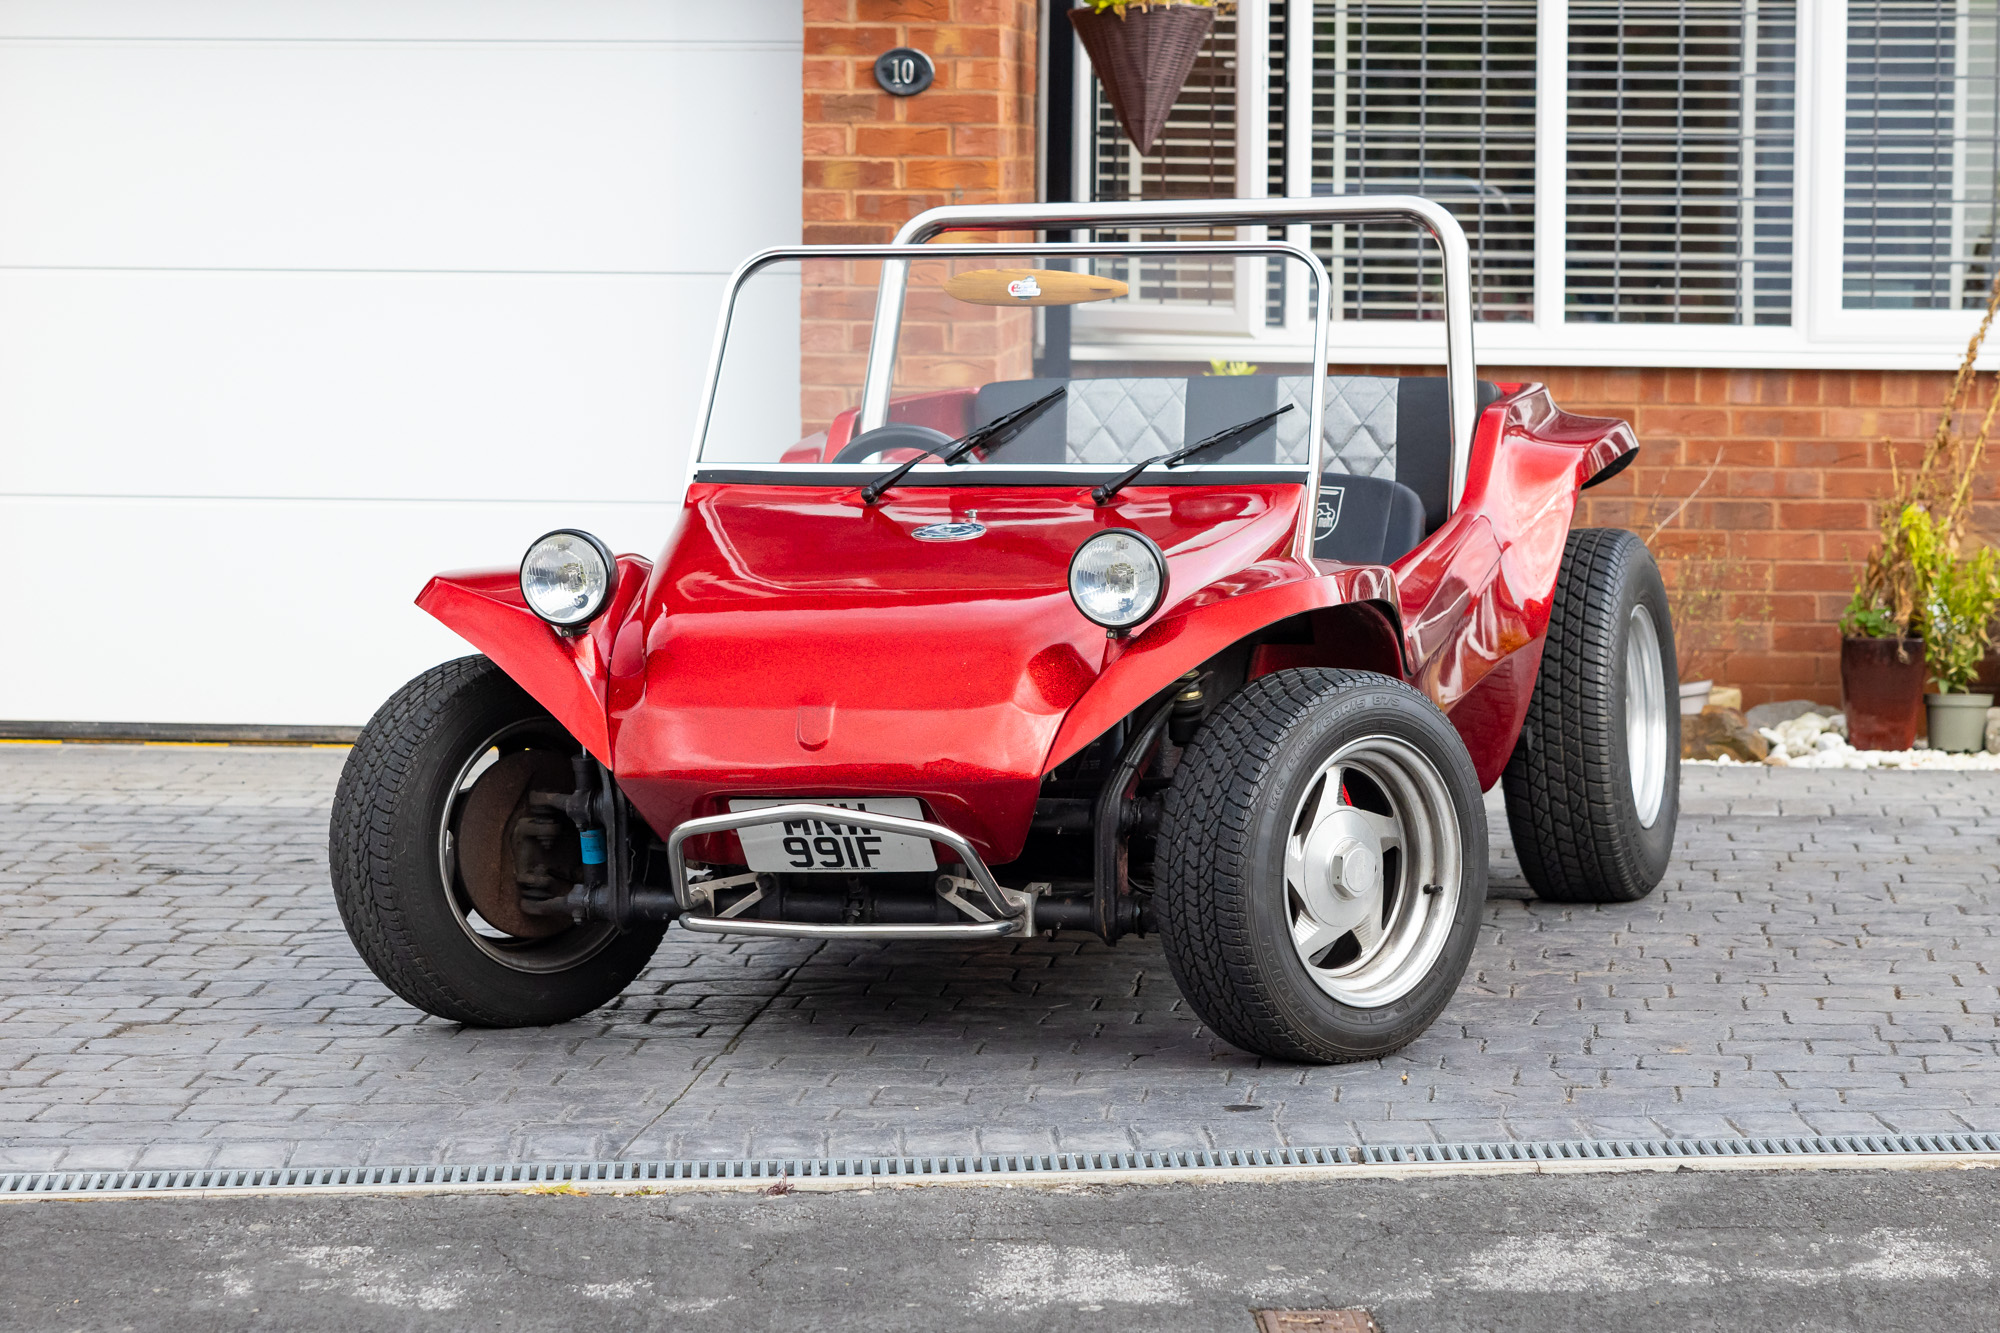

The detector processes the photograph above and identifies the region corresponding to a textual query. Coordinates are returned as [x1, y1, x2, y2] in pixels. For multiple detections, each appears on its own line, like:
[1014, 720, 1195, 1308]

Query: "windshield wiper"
[1089, 404, 1293, 505]
[860, 385, 1067, 505]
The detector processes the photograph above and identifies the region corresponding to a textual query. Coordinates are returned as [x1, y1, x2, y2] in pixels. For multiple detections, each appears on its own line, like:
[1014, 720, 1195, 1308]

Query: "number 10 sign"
[874, 47, 935, 97]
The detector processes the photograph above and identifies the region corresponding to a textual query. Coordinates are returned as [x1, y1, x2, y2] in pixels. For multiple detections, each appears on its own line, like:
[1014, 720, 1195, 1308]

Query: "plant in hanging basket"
[1070, 1, 1228, 156]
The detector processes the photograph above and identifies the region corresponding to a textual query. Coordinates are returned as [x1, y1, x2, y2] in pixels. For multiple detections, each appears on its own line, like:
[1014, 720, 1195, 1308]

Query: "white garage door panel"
[0, 41, 797, 272]
[0, 270, 775, 501]
[1, 496, 682, 726]
[0, 0, 791, 44]
[0, 2, 800, 725]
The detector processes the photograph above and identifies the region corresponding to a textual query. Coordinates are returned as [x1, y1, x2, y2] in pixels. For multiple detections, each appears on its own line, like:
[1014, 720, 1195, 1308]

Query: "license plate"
[726, 798, 937, 874]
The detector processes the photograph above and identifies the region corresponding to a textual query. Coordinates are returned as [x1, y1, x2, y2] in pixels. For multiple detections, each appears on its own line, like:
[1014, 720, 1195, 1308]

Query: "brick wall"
[802, 0, 1040, 432]
[1527, 365, 1998, 709]
[1306, 363, 1998, 708]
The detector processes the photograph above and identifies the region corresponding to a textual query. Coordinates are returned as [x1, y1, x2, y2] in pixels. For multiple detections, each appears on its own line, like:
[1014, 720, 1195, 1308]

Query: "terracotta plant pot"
[1070, 4, 1215, 155]
[1924, 691, 1994, 753]
[1840, 635, 1926, 750]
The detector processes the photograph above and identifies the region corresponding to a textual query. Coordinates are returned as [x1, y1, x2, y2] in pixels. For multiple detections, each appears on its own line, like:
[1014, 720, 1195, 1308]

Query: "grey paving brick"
[0, 747, 1996, 1170]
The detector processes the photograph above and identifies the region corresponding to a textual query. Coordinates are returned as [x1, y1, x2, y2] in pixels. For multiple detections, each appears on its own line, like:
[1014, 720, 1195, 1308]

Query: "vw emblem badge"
[912, 520, 986, 542]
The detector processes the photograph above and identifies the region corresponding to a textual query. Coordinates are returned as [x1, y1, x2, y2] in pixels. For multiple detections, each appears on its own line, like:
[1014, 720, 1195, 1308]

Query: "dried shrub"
[1638, 448, 1770, 683]
[1845, 268, 2000, 639]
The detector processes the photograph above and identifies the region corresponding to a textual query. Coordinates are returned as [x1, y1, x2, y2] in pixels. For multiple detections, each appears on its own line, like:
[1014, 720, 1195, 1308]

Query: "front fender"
[1042, 562, 1396, 772]
[415, 555, 651, 765]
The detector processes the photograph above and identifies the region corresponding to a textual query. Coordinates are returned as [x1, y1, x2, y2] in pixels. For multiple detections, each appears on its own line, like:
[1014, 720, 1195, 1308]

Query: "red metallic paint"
[1367, 386, 1637, 780]
[604, 481, 1307, 863]
[415, 554, 651, 767]
[415, 381, 1637, 861]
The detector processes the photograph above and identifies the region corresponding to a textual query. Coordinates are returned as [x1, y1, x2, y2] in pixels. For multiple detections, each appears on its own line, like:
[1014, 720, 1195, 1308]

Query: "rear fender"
[1042, 564, 1397, 773]
[415, 555, 652, 766]
[1406, 384, 1639, 783]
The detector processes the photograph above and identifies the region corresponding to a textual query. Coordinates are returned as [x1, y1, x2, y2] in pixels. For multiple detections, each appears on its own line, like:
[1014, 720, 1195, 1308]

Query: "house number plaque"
[874, 47, 935, 97]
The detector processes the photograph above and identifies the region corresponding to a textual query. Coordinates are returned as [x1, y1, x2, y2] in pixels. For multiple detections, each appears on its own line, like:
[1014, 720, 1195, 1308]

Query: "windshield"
[695, 243, 1329, 483]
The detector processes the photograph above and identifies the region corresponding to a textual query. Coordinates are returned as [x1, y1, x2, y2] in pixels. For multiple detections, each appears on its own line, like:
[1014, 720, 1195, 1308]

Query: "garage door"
[0, 2, 800, 728]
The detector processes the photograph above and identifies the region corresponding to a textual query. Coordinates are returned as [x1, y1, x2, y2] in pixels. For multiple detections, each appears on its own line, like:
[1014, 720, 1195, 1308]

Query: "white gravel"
[1686, 706, 2000, 769]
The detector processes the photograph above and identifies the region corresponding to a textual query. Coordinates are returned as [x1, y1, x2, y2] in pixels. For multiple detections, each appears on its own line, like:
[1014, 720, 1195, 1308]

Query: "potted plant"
[1842, 267, 2000, 749]
[1070, 0, 1227, 156]
[1838, 597, 1928, 751]
[1902, 505, 2000, 751]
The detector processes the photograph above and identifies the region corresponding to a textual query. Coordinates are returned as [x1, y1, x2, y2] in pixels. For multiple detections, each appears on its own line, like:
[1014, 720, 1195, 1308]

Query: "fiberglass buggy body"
[330, 197, 1679, 1063]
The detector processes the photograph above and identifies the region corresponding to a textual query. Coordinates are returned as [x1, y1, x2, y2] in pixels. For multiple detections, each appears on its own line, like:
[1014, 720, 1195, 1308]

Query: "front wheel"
[329, 655, 664, 1026]
[1155, 669, 1487, 1063]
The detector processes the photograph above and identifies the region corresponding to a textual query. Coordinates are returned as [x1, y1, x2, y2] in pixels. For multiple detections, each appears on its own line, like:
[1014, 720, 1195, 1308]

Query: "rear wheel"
[329, 655, 663, 1026]
[1156, 669, 1486, 1063]
[1502, 527, 1679, 903]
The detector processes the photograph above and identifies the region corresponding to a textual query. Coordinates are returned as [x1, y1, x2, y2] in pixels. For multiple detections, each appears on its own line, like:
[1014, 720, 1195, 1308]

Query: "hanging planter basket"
[1069, 3, 1217, 157]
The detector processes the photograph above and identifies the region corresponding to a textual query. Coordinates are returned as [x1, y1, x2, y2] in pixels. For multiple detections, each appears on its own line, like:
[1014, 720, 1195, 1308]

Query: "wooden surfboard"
[939, 268, 1130, 307]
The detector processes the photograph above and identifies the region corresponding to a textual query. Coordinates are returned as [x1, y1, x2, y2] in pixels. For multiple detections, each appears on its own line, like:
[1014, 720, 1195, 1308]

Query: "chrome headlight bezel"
[519, 528, 618, 630]
[1067, 528, 1168, 632]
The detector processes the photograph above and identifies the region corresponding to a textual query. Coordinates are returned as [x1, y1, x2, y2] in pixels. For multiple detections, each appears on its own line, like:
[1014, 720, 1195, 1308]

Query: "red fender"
[415, 555, 651, 766]
[1397, 386, 1637, 784]
[1043, 562, 1396, 772]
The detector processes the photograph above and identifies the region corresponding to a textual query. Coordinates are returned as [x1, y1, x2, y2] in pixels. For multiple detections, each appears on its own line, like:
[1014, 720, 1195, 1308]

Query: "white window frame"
[1068, 0, 1272, 344]
[1066, 0, 2000, 370]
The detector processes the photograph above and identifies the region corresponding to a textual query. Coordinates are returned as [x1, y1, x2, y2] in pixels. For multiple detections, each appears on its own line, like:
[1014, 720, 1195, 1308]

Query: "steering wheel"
[832, 422, 954, 465]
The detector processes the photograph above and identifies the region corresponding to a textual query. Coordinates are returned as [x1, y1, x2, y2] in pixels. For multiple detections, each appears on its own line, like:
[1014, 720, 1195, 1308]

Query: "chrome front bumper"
[664, 802, 1039, 941]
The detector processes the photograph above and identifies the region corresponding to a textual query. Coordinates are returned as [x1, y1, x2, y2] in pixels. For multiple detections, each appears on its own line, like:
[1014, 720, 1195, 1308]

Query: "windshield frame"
[689, 239, 1333, 556]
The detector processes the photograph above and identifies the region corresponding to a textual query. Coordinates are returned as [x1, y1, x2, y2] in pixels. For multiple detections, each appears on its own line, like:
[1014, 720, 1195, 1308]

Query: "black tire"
[1155, 669, 1487, 1064]
[1502, 527, 1679, 904]
[329, 655, 664, 1026]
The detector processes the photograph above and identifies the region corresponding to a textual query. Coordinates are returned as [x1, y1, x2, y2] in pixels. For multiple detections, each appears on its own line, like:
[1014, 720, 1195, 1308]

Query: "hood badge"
[912, 520, 986, 542]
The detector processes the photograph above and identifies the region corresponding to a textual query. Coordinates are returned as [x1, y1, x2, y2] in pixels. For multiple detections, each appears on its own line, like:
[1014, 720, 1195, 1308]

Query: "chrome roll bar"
[686, 239, 1331, 560]
[864, 195, 1480, 514]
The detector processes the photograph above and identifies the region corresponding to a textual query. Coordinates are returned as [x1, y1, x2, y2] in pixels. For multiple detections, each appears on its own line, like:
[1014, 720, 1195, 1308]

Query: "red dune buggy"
[330, 198, 1677, 1063]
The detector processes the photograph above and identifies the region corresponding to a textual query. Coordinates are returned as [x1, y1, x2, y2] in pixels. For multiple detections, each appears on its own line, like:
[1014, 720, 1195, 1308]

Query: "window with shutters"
[1085, 5, 1242, 326]
[1062, 1, 1999, 369]
[1310, 1, 1539, 323]
[1565, 1, 1797, 326]
[1842, 1, 2000, 311]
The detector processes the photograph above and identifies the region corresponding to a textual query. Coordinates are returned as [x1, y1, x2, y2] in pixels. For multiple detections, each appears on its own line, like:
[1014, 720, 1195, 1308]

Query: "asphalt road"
[2, 1167, 1994, 1332]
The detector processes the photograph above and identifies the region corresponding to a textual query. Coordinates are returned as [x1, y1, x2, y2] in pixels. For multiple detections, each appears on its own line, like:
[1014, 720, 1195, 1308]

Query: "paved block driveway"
[0, 746, 1993, 1172]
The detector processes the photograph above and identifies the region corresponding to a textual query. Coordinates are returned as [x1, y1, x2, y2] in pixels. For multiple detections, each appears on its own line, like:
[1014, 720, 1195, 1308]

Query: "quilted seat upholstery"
[971, 372, 1499, 540]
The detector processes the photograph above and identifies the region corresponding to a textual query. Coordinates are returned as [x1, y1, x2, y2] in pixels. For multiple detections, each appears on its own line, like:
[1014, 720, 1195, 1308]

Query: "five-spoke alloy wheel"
[1156, 668, 1487, 1063]
[1280, 734, 1466, 1011]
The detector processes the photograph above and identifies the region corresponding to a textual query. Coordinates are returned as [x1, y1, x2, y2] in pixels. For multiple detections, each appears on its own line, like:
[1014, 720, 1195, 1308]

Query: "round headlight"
[520, 529, 617, 628]
[1068, 529, 1168, 631]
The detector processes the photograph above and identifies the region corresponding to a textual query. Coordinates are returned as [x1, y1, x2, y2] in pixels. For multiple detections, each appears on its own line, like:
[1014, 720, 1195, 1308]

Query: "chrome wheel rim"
[1282, 735, 1463, 1009]
[1625, 603, 1668, 829]
[436, 720, 618, 973]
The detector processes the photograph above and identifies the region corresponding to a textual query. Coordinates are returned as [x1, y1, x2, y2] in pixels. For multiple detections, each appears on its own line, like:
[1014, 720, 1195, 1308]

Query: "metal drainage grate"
[3, 1133, 1995, 1199]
